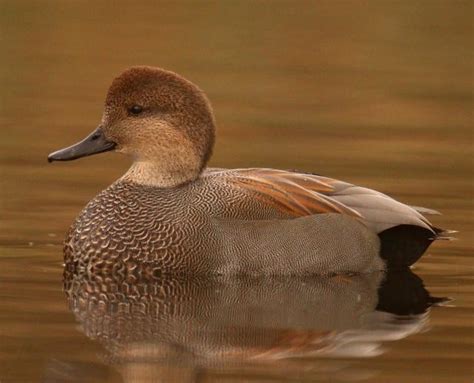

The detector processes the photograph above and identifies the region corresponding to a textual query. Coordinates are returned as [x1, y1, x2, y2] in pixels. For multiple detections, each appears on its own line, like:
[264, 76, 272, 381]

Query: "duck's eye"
[128, 105, 143, 115]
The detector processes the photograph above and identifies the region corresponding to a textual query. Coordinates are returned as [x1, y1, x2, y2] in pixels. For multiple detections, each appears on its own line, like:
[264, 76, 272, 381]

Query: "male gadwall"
[48, 66, 449, 275]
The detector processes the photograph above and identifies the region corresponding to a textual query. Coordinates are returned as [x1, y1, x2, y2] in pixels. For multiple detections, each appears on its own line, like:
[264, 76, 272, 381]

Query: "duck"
[48, 66, 449, 276]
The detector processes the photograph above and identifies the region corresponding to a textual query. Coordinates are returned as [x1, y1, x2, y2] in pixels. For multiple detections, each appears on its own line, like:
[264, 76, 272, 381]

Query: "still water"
[1, 1, 473, 382]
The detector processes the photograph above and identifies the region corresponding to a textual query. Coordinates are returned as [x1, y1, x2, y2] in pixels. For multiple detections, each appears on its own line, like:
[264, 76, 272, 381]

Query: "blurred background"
[0, 1, 472, 382]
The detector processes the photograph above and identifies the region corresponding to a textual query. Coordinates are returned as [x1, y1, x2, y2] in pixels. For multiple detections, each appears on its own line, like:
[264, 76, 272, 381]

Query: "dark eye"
[128, 105, 143, 115]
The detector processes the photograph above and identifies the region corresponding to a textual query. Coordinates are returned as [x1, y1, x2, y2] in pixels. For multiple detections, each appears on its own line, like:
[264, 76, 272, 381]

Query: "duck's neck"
[121, 159, 202, 188]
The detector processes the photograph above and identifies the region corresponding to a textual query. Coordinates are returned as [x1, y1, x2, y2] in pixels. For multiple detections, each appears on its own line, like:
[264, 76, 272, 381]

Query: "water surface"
[1, 1, 473, 382]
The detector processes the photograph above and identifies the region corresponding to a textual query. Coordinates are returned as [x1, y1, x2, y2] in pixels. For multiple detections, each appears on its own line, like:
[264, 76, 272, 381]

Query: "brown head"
[48, 66, 216, 187]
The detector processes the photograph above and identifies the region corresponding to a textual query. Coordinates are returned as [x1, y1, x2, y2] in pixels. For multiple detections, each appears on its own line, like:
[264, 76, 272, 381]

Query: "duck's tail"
[378, 207, 457, 269]
[431, 226, 458, 241]
[409, 205, 457, 240]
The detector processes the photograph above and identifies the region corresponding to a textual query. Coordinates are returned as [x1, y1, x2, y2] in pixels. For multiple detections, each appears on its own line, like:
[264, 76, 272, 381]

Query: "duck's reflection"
[62, 269, 444, 382]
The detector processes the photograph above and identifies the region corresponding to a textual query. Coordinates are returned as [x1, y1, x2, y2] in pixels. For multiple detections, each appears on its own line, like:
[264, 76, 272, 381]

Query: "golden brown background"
[0, 1, 472, 382]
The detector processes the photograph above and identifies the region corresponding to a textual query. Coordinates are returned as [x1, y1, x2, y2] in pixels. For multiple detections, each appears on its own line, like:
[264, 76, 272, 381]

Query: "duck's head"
[48, 66, 216, 187]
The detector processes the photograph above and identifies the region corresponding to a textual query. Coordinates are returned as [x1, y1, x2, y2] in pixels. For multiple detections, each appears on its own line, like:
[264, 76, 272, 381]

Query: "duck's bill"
[48, 128, 116, 162]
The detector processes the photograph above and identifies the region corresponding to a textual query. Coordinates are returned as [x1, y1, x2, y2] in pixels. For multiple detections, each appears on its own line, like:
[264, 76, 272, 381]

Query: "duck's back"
[201, 168, 443, 271]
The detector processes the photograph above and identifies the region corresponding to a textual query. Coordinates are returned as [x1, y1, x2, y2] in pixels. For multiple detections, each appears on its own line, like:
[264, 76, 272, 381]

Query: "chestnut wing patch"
[223, 168, 361, 218]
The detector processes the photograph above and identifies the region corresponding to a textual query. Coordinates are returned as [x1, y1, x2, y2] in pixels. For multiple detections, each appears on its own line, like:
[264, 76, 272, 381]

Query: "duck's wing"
[213, 168, 362, 218]
[315, 174, 438, 234]
[208, 168, 438, 235]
